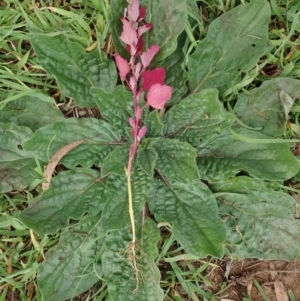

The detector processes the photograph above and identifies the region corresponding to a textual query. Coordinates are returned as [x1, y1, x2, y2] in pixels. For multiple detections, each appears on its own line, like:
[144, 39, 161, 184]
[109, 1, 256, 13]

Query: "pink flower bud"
[135, 62, 141, 78]
[138, 23, 152, 38]
[138, 7, 146, 21]
[115, 55, 130, 80]
[142, 68, 165, 90]
[129, 117, 135, 128]
[147, 84, 172, 109]
[120, 17, 137, 47]
[129, 76, 136, 90]
[127, 0, 140, 22]
[138, 126, 147, 140]
[140, 45, 160, 68]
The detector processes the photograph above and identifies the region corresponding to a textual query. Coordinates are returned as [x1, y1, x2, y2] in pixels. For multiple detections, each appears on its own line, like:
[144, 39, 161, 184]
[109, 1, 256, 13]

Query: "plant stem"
[126, 166, 136, 243]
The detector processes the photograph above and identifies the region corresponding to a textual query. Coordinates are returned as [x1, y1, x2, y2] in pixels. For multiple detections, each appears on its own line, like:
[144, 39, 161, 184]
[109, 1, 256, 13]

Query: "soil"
[206, 258, 300, 301]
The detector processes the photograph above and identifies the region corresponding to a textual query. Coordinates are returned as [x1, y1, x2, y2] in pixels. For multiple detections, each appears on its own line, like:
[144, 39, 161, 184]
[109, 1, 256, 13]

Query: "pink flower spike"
[147, 84, 172, 109]
[128, 0, 140, 22]
[142, 67, 166, 90]
[140, 45, 160, 68]
[120, 17, 137, 47]
[138, 126, 147, 140]
[115, 55, 130, 80]
[138, 23, 152, 38]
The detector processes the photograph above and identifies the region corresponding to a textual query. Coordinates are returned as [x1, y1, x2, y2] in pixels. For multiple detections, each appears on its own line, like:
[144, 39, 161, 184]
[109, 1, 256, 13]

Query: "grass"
[1, 0, 300, 300]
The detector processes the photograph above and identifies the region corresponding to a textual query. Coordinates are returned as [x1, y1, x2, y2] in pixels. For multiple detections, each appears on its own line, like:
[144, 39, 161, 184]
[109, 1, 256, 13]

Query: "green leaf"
[23, 118, 121, 169]
[141, 0, 187, 61]
[101, 167, 152, 233]
[0, 122, 38, 193]
[189, 0, 270, 93]
[28, 24, 117, 107]
[91, 86, 133, 136]
[157, 45, 188, 106]
[212, 177, 300, 260]
[137, 147, 158, 177]
[154, 138, 199, 183]
[163, 89, 235, 145]
[149, 178, 225, 257]
[234, 78, 300, 136]
[0, 92, 64, 131]
[102, 219, 163, 301]
[197, 127, 299, 181]
[110, 0, 187, 62]
[38, 215, 104, 301]
[144, 110, 164, 138]
[18, 169, 107, 235]
[101, 144, 129, 176]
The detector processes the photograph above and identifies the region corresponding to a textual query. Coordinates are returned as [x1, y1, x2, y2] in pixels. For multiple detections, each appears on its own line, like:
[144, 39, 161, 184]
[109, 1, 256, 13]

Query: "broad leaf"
[101, 144, 129, 176]
[102, 219, 163, 301]
[18, 169, 107, 235]
[144, 110, 164, 137]
[110, 0, 187, 61]
[163, 89, 235, 145]
[212, 177, 300, 260]
[149, 178, 225, 257]
[0, 122, 38, 193]
[101, 167, 152, 233]
[197, 127, 299, 181]
[157, 44, 188, 106]
[137, 144, 158, 177]
[189, 0, 270, 93]
[234, 78, 300, 136]
[0, 92, 64, 131]
[23, 118, 121, 169]
[91, 86, 133, 136]
[136, 138, 159, 176]
[154, 138, 199, 183]
[141, 0, 187, 61]
[28, 24, 117, 107]
[38, 215, 104, 301]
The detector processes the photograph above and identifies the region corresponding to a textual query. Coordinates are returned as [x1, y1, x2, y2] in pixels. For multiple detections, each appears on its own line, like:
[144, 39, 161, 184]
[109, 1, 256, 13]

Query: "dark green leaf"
[141, 0, 187, 61]
[0, 122, 38, 193]
[109, 0, 129, 59]
[110, 0, 187, 62]
[136, 147, 158, 177]
[101, 167, 152, 233]
[149, 178, 225, 257]
[157, 45, 188, 106]
[101, 144, 129, 176]
[28, 24, 117, 107]
[38, 215, 104, 301]
[234, 78, 300, 136]
[102, 219, 163, 301]
[197, 127, 299, 181]
[189, 0, 270, 93]
[0, 92, 64, 131]
[154, 138, 199, 183]
[144, 110, 164, 138]
[91, 86, 133, 136]
[212, 177, 300, 260]
[163, 89, 235, 145]
[23, 118, 121, 169]
[18, 169, 107, 235]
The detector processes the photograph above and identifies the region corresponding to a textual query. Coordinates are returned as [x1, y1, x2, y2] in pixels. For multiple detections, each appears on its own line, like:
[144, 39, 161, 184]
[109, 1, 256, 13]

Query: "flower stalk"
[115, 0, 172, 247]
